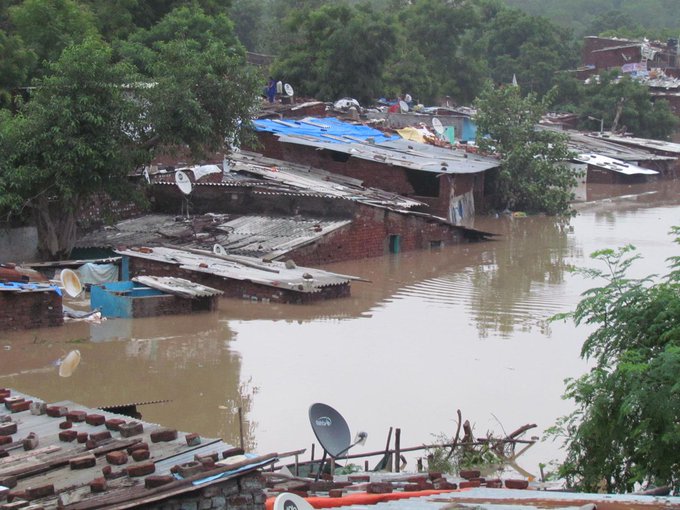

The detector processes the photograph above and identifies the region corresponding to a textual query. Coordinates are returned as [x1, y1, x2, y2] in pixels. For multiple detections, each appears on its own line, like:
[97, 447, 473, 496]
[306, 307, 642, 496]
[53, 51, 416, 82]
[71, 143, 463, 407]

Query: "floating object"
[60, 269, 83, 298]
[274, 493, 314, 510]
[174, 170, 193, 195]
[284, 83, 294, 97]
[59, 350, 81, 378]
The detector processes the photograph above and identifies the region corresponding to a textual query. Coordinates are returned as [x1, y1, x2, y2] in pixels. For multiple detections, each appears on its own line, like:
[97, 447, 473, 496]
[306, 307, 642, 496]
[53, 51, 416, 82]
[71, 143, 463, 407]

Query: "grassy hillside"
[506, 0, 680, 37]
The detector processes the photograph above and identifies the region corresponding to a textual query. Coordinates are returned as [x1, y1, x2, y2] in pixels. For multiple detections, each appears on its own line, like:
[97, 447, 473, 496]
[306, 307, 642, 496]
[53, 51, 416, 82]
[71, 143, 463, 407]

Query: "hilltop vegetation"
[506, 0, 680, 39]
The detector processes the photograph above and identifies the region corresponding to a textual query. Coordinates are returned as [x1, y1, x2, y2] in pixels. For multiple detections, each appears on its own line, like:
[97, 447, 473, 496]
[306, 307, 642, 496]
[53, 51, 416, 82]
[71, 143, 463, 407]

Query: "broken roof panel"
[215, 215, 352, 259]
[565, 130, 673, 161]
[574, 153, 659, 175]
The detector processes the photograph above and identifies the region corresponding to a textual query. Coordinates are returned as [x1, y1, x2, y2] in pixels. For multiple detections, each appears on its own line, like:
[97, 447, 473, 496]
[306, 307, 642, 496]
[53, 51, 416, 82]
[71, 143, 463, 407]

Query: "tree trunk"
[32, 196, 78, 260]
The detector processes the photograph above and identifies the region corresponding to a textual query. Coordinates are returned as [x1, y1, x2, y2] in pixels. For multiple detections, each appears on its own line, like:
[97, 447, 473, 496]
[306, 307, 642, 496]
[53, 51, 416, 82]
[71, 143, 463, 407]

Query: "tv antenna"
[309, 403, 367, 481]
[174, 170, 193, 218]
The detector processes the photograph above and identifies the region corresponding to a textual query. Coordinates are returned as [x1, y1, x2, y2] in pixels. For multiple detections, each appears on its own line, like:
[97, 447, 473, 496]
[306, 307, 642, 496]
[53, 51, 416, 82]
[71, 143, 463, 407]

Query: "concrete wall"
[0, 226, 39, 263]
[0, 291, 63, 331]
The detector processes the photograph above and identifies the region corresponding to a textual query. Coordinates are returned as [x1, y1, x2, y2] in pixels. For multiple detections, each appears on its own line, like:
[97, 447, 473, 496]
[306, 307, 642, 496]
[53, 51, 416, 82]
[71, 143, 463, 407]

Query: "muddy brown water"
[1, 181, 679, 476]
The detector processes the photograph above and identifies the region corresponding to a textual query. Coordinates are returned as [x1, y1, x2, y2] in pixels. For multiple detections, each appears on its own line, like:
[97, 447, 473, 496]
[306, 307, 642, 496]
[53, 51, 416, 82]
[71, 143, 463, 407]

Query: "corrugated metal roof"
[564, 131, 673, 161]
[587, 133, 680, 154]
[0, 388, 271, 509]
[574, 153, 659, 175]
[116, 246, 359, 292]
[229, 151, 424, 208]
[254, 116, 499, 174]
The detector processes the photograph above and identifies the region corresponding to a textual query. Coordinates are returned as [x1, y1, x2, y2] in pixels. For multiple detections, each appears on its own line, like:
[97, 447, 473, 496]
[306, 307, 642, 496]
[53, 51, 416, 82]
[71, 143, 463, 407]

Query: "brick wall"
[252, 133, 488, 217]
[127, 257, 350, 304]
[0, 291, 63, 331]
[78, 192, 146, 233]
[129, 294, 218, 318]
[285, 204, 466, 266]
[142, 472, 266, 510]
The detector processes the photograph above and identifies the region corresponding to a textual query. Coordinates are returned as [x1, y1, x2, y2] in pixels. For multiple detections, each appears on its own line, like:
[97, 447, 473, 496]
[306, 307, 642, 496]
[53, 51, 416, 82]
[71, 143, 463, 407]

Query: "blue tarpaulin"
[252, 117, 399, 144]
[0, 281, 62, 295]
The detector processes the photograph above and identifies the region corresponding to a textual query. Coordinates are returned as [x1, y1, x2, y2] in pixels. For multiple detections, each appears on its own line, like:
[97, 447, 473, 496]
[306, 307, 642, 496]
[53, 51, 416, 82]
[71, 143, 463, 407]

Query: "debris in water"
[58, 350, 81, 377]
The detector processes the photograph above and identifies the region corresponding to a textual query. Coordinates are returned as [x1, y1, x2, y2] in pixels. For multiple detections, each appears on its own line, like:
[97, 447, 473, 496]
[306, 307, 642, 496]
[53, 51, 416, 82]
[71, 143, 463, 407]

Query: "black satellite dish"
[309, 403, 367, 481]
[309, 403, 351, 458]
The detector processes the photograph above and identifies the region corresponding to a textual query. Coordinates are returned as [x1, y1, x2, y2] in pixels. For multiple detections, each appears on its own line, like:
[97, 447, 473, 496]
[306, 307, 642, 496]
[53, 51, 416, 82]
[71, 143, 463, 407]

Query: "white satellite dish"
[142, 168, 151, 184]
[284, 83, 294, 97]
[213, 244, 226, 256]
[432, 117, 445, 135]
[174, 170, 193, 195]
[399, 100, 409, 113]
[60, 269, 83, 298]
[273, 493, 314, 510]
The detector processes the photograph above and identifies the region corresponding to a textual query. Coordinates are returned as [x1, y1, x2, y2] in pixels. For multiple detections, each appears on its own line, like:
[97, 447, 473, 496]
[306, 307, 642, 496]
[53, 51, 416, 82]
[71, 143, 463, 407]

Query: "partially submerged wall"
[0, 226, 39, 262]
[142, 472, 266, 510]
[0, 291, 63, 331]
[126, 257, 350, 304]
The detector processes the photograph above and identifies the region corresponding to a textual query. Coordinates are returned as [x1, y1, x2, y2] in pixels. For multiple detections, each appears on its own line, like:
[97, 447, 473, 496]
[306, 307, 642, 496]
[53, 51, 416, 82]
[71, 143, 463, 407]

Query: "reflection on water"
[0, 180, 679, 474]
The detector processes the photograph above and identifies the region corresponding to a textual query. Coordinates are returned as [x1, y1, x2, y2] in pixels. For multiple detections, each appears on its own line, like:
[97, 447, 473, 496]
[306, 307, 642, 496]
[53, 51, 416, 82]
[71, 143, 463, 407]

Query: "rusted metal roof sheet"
[116, 246, 360, 291]
[0, 388, 274, 509]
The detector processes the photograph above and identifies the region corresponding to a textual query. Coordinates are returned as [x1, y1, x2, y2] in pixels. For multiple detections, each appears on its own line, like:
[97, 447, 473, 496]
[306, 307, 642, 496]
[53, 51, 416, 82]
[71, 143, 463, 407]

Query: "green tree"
[575, 72, 678, 140]
[0, 30, 36, 106]
[474, 82, 576, 215]
[8, 0, 98, 77]
[550, 232, 680, 493]
[272, 3, 396, 104]
[0, 37, 144, 258]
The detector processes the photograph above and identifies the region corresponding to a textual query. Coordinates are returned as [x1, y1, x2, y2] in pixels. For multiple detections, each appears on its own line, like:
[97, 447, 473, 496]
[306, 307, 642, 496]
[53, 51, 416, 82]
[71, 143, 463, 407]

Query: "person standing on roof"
[267, 77, 276, 103]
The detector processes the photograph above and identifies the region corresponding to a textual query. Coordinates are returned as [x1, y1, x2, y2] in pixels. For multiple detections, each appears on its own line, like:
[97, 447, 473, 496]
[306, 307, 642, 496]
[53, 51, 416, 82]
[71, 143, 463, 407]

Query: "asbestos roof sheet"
[132, 276, 223, 298]
[229, 151, 424, 208]
[574, 153, 659, 175]
[214, 215, 352, 259]
[586, 133, 680, 155]
[116, 246, 359, 292]
[253, 116, 499, 174]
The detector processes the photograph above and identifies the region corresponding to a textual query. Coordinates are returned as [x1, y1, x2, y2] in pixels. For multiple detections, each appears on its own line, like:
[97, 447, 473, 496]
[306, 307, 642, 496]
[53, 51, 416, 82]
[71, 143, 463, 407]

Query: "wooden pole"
[237, 407, 244, 450]
[395, 428, 401, 473]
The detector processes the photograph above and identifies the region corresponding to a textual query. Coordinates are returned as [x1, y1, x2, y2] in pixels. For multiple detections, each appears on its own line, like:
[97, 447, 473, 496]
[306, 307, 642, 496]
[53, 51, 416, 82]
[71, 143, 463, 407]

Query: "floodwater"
[1, 181, 679, 477]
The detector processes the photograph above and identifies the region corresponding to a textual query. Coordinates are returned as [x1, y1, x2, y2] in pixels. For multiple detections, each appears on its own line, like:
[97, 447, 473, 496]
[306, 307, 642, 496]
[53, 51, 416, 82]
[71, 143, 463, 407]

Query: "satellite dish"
[309, 403, 351, 458]
[174, 170, 193, 195]
[143, 168, 151, 184]
[399, 100, 409, 113]
[432, 117, 445, 135]
[60, 269, 83, 298]
[213, 244, 226, 256]
[273, 493, 314, 510]
[284, 83, 294, 97]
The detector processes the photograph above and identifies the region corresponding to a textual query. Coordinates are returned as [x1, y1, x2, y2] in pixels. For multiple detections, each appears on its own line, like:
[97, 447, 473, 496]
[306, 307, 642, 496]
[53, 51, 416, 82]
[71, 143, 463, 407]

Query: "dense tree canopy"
[551, 233, 680, 493]
[474, 82, 576, 215]
[0, 2, 260, 257]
